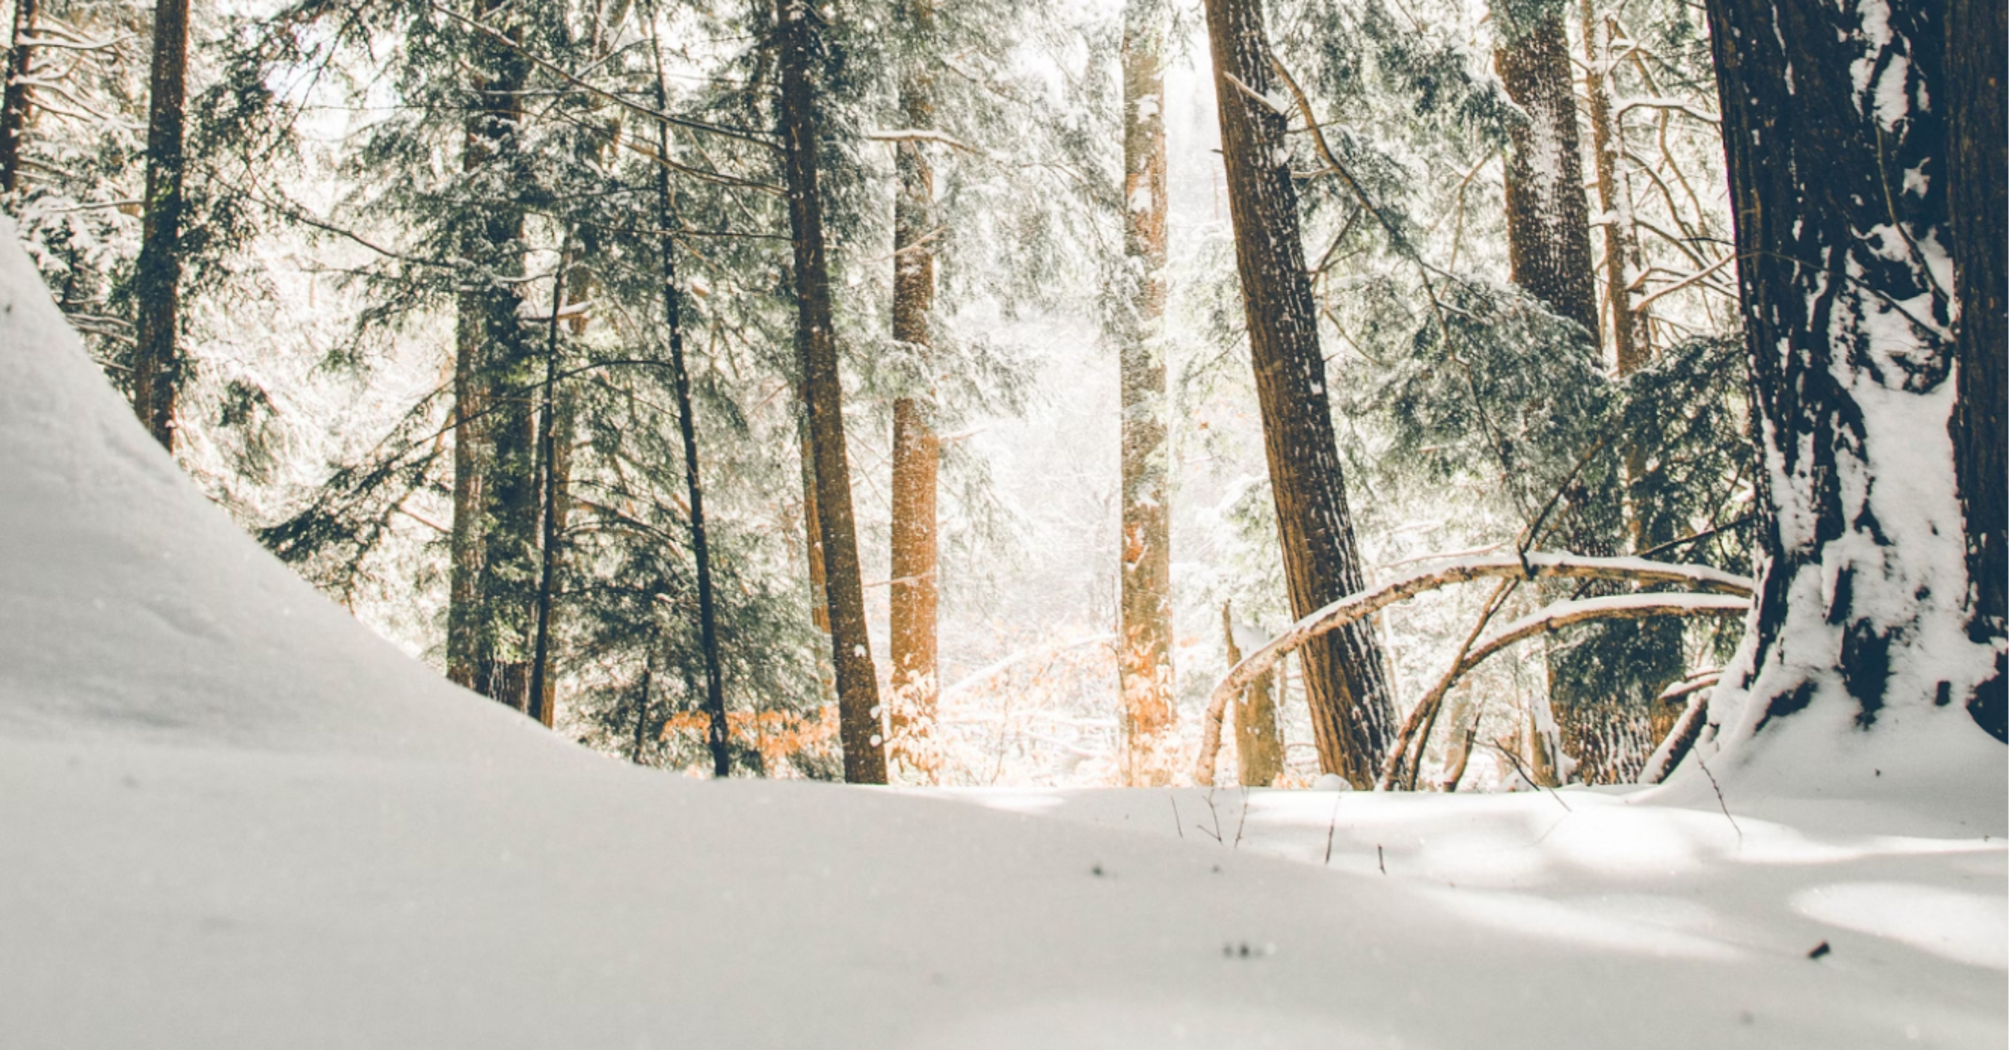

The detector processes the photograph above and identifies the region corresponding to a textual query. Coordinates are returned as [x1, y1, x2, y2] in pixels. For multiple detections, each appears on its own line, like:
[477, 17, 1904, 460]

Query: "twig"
[1692, 752, 1743, 847]
[1170, 794, 1184, 839]
[1323, 794, 1342, 865]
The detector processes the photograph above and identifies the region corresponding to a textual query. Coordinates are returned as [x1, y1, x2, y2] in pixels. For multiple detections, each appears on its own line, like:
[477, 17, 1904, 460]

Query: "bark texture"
[1118, 0, 1175, 786]
[1203, 0, 1398, 787]
[1700, 0, 2003, 757]
[446, 0, 533, 712]
[1495, 5, 1599, 342]
[1946, 0, 2008, 740]
[0, 0, 39, 193]
[1222, 605, 1281, 787]
[779, 0, 887, 783]
[1580, 0, 1644, 373]
[130, 0, 191, 450]
[887, 0, 940, 780]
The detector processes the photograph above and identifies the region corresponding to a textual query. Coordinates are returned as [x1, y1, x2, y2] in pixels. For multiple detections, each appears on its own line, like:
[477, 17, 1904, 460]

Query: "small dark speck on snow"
[1091, 863, 1104, 877]
[1807, 941, 1832, 960]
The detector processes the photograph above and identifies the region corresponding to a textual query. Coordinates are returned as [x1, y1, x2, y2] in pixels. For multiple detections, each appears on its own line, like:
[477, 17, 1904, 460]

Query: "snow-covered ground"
[0, 228, 2002, 1048]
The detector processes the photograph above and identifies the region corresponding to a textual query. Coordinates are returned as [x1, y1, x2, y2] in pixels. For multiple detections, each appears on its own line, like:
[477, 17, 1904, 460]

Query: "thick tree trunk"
[1694, 0, 2005, 773]
[0, 0, 40, 193]
[1580, 0, 1644, 373]
[1946, 0, 2007, 740]
[887, 0, 940, 781]
[1202, 0, 1398, 788]
[1495, 4, 1599, 342]
[1222, 604, 1281, 787]
[130, 0, 191, 450]
[778, 0, 886, 784]
[1117, 0, 1176, 787]
[799, 424, 839, 708]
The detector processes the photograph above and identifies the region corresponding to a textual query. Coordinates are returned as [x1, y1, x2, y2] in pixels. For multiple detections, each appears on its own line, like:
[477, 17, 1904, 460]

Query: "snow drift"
[0, 227, 2002, 1048]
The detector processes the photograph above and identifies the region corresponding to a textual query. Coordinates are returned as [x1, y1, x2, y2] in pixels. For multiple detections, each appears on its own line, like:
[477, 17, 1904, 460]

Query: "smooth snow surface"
[0, 227, 2004, 1049]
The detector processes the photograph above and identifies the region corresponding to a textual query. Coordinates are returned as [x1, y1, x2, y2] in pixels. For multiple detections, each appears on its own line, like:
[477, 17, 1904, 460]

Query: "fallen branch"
[1194, 553, 1752, 785]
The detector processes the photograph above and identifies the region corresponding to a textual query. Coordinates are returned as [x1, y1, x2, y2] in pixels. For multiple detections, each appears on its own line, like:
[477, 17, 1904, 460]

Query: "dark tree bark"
[447, 0, 533, 712]
[887, 0, 940, 781]
[0, 0, 40, 193]
[1698, 0, 2005, 759]
[1117, 0, 1176, 786]
[130, 0, 191, 450]
[1947, 0, 2007, 739]
[1203, 0, 1398, 787]
[1494, 3, 1599, 342]
[652, 35, 731, 775]
[778, 0, 886, 784]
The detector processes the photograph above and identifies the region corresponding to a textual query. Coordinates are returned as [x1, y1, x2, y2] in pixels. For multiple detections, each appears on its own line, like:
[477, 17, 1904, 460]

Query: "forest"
[0, 0, 2002, 1044]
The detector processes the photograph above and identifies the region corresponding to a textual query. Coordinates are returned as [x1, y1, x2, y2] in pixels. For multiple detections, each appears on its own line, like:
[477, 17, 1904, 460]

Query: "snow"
[0, 226, 2003, 1047]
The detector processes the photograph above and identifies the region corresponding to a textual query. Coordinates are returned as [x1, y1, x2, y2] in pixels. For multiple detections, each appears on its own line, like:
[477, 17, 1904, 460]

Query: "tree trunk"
[778, 0, 886, 784]
[1946, 0, 2007, 740]
[0, 0, 40, 193]
[1696, 0, 2005, 771]
[1222, 604, 1281, 787]
[1495, 3, 1599, 342]
[1202, 0, 1398, 788]
[1580, 0, 1644, 373]
[887, 0, 940, 782]
[130, 0, 191, 450]
[526, 246, 568, 729]
[447, 0, 532, 712]
[653, 35, 731, 776]
[1117, 0, 1176, 787]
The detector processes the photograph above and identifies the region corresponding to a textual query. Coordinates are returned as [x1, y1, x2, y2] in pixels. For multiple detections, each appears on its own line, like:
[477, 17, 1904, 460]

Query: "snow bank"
[0, 227, 2002, 1049]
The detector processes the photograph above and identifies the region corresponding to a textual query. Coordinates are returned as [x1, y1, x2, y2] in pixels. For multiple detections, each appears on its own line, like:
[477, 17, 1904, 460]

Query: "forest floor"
[0, 231, 2003, 1048]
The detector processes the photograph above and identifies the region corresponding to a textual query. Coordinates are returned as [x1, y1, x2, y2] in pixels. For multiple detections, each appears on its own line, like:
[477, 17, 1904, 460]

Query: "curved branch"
[1194, 553, 1753, 786]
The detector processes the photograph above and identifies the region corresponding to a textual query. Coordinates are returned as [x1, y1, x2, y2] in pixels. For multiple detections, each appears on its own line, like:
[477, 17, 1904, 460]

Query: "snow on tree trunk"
[130, 0, 190, 450]
[1117, 0, 1176, 787]
[888, 0, 941, 783]
[779, 0, 887, 784]
[1945, 0, 2007, 741]
[1223, 605, 1281, 787]
[1202, 0, 1398, 788]
[1580, 0, 1644, 373]
[1682, 0, 2006, 790]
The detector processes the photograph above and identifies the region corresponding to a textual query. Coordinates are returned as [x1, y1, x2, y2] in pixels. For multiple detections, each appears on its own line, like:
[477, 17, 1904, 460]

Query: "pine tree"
[1116, 0, 1174, 786]
[778, 0, 887, 784]
[130, 0, 190, 449]
[1691, 0, 2005, 776]
[1202, 0, 1398, 787]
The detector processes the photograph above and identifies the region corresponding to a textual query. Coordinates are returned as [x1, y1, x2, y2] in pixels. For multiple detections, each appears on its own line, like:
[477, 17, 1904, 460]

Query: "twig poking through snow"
[1692, 753, 1743, 848]
[1170, 794, 1183, 840]
[1323, 795, 1342, 865]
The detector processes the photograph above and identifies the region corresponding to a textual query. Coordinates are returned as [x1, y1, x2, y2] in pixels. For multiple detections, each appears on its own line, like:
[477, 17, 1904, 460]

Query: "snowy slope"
[0, 227, 2003, 1049]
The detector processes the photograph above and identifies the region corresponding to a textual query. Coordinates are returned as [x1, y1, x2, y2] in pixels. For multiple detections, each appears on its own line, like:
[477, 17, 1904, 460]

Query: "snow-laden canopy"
[0, 227, 2000, 1048]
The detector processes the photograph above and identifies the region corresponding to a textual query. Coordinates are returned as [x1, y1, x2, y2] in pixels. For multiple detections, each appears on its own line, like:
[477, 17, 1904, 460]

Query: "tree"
[778, 0, 887, 784]
[1492, 0, 1598, 342]
[0, 0, 39, 193]
[1202, 0, 1398, 787]
[1946, 0, 2007, 739]
[1688, 0, 2006, 775]
[130, 0, 191, 449]
[1116, 0, 1174, 786]
[886, 0, 941, 781]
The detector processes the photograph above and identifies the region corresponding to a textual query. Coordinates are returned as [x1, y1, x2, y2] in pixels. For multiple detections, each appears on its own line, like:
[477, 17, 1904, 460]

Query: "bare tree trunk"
[778, 0, 886, 784]
[1947, 0, 2007, 740]
[130, 0, 191, 450]
[1495, 3, 1599, 342]
[1697, 0, 2005, 769]
[799, 424, 839, 708]
[526, 244, 568, 729]
[448, 0, 531, 710]
[1117, 0, 1176, 787]
[1202, 0, 1398, 787]
[1222, 603, 1281, 787]
[652, 30, 731, 775]
[1580, 0, 1644, 373]
[887, 0, 940, 782]
[0, 0, 40, 193]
